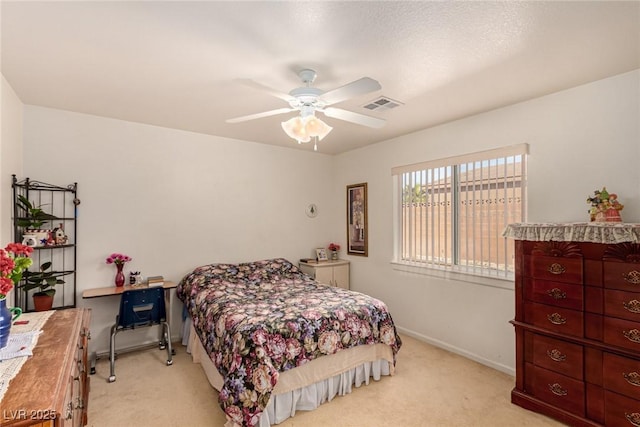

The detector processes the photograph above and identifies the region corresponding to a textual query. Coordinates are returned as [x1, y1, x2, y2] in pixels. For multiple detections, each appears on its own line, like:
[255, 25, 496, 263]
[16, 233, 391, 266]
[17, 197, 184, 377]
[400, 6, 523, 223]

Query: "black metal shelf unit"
[11, 175, 79, 311]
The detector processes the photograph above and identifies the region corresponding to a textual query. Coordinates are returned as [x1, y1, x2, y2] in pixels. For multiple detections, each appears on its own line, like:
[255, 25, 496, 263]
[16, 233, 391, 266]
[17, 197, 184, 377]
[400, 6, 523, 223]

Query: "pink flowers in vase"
[327, 243, 341, 260]
[106, 253, 132, 287]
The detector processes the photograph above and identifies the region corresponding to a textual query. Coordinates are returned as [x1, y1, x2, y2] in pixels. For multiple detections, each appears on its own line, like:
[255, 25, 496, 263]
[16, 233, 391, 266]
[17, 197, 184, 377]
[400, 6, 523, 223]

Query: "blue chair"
[108, 287, 173, 382]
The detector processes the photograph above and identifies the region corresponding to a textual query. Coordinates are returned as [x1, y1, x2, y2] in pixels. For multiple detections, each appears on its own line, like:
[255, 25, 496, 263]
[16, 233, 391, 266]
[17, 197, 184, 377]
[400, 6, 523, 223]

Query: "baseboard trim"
[396, 326, 515, 376]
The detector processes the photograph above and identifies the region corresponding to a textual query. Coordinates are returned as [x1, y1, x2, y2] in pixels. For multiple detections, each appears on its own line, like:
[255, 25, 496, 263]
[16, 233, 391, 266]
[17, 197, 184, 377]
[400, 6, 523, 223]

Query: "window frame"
[391, 144, 528, 283]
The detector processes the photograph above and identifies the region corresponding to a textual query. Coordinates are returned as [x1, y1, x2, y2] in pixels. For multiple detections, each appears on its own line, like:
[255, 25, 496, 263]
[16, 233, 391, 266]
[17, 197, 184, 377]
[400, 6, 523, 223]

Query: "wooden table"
[81, 281, 177, 373]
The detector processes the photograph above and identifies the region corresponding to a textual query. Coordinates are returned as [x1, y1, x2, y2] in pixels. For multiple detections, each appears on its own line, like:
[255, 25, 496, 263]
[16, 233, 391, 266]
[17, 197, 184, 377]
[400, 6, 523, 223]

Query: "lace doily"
[503, 222, 640, 244]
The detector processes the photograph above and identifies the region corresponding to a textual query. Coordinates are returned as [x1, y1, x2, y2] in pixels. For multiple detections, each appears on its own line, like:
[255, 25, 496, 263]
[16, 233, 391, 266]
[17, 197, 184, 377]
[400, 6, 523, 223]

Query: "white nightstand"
[299, 259, 350, 289]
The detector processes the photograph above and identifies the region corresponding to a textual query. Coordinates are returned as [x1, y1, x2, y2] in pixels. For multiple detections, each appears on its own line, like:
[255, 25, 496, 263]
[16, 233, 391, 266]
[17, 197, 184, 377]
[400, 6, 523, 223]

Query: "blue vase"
[0, 298, 22, 349]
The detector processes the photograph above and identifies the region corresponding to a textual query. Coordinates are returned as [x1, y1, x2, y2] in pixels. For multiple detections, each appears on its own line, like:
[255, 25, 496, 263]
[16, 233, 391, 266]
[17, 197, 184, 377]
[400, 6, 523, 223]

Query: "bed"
[177, 258, 402, 427]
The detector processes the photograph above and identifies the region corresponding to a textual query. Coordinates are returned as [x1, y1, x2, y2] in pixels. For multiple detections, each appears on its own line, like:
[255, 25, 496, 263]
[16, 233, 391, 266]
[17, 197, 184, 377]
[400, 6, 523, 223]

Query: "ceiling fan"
[226, 69, 386, 148]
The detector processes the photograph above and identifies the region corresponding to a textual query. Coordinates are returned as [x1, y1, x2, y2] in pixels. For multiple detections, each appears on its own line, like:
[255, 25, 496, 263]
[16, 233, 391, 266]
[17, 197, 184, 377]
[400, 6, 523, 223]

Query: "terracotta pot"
[33, 293, 54, 311]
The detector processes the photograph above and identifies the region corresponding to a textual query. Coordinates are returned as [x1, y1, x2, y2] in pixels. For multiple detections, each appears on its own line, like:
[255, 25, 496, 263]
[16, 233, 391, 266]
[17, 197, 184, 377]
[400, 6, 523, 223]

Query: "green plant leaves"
[19, 261, 68, 293]
[16, 195, 58, 229]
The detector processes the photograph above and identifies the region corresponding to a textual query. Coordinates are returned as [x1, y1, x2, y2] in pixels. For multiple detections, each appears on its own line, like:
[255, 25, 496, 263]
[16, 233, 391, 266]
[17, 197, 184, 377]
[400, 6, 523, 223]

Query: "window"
[392, 144, 527, 278]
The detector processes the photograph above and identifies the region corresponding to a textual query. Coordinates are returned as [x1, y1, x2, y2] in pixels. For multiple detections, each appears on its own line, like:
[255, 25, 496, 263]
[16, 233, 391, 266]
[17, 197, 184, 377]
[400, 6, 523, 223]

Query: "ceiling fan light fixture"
[281, 116, 309, 142]
[305, 116, 333, 141]
[281, 115, 332, 145]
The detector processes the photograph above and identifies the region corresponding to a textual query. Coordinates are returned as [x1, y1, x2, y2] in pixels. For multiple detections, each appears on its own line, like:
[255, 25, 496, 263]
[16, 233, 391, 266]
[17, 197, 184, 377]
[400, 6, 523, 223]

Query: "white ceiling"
[2, 1, 639, 155]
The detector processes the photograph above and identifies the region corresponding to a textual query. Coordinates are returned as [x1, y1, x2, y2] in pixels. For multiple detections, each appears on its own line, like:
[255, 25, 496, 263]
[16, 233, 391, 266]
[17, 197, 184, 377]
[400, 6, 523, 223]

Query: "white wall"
[334, 70, 640, 374]
[22, 107, 335, 354]
[1, 75, 24, 306]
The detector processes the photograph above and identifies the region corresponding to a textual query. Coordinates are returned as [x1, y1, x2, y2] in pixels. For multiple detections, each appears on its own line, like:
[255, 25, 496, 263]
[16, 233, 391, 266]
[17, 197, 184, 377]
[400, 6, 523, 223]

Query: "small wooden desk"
[81, 280, 177, 298]
[82, 281, 177, 373]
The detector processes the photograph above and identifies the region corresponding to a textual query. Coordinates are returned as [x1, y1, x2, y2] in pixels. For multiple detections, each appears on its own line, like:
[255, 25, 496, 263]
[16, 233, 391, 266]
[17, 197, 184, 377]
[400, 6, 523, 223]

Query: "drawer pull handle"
[624, 271, 640, 285]
[548, 263, 566, 275]
[625, 412, 640, 427]
[548, 383, 568, 396]
[546, 288, 567, 300]
[624, 300, 640, 314]
[623, 372, 640, 387]
[623, 329, 640, 343]
[547, 313, 567, 325]
[547, 349, 566, 362]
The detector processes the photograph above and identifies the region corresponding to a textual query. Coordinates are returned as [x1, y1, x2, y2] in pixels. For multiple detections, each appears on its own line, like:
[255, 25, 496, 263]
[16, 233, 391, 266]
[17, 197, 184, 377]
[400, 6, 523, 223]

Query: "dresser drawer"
[532, 334, 583, 380]
[524, 278, 583, 310]
[603, 353, 640, 400]
[529, 364, 585, 417]
[605, 289, 640, 322]
[604, 317, 640, 352]
[526, 255, 583, 284]
[524, 302, 584, 337]
[604, 261, 640, 292]
[605, 390, 640, 427]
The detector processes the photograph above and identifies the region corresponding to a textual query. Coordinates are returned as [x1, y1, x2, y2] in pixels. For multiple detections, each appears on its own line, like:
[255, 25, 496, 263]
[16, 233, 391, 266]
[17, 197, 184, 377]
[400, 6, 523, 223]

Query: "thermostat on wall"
[306, 203, 318, 218]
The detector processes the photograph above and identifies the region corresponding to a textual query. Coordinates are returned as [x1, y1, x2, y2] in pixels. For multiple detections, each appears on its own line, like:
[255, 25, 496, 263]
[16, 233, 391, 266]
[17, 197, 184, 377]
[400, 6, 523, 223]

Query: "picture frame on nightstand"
[315, 248, 328, 262]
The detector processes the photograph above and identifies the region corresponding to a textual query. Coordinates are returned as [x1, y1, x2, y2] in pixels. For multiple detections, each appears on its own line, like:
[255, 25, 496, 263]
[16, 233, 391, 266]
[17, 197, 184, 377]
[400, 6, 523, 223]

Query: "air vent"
[362, 96, 403, 111]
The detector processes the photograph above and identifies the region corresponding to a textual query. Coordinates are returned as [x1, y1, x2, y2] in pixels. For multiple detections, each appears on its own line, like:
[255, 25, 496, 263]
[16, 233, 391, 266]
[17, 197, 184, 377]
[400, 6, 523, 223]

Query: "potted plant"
[20, 261, 68, 311]
[16, 195, 59, 229]
[16, 195, 58, 246]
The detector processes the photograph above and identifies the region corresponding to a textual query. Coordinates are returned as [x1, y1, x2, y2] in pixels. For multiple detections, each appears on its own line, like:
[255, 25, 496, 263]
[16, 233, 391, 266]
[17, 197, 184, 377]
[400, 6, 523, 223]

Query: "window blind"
[394, 143, 528, 277]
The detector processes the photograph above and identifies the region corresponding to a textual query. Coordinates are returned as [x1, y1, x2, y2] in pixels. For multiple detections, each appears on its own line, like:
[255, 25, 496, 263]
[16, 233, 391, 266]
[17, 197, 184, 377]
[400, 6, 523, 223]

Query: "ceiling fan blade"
[322, 107, 386, 128]
[320, 77, 382, 105]
[226, 108, 294, 123]
[235, 79, 293, 102]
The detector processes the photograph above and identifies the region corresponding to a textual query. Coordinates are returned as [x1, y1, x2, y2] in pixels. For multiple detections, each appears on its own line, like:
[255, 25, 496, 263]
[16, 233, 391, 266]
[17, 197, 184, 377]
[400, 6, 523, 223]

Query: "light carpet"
[87, 334, 564, 426]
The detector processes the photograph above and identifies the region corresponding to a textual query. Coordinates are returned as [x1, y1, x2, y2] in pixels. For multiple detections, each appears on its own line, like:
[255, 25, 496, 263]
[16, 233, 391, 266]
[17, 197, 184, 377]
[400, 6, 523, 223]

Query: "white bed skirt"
[185, 321, 394, 427]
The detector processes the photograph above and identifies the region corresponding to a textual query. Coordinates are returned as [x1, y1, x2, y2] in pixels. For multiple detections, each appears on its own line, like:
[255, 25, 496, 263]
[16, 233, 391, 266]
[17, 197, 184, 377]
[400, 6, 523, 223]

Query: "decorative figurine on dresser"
[504, 222, 640, 427]
[587, 187, 624, 223]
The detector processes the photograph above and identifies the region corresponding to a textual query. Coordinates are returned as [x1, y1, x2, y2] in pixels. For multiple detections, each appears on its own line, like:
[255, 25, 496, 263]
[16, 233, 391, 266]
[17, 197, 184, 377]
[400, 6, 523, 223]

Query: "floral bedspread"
[177, 258, 402, 427]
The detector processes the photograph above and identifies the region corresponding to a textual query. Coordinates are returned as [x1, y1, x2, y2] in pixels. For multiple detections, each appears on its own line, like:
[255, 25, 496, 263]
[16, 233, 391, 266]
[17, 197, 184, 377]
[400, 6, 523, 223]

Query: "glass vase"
[0, 298, 22, 349]
[115, 263, 125, 287]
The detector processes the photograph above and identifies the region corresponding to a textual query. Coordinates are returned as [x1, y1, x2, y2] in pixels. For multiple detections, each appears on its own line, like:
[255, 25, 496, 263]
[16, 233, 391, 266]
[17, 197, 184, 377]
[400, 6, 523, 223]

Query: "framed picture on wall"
[347, 182, 368, 256]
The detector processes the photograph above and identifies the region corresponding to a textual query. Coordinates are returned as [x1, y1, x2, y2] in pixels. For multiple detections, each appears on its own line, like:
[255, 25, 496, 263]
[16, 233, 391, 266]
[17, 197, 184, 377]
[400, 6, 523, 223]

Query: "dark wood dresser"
[506, 223, 640, 426]
[0, 308, 91, 427]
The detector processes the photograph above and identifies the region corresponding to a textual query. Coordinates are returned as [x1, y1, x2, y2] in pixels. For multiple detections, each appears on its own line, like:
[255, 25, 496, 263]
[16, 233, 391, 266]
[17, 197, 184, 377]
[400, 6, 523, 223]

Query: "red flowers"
[4, 243, 33, 257]
[328, 243, 341, 252]
[0, 278, 14, 296]
[0, 243, 34, 299]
